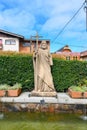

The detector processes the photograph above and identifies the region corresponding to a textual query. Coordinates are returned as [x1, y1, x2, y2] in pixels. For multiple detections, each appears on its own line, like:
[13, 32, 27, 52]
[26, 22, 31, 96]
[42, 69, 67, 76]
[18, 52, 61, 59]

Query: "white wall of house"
[0, 37, 19, 52]
[81, 57, 87, 61]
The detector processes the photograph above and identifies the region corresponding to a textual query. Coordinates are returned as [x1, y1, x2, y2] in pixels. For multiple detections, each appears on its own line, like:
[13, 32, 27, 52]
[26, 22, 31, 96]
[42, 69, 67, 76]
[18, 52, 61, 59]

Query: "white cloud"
[0, 7, 35, 36]
[0, 0, 86, 52]
[41, 15, 71, 32]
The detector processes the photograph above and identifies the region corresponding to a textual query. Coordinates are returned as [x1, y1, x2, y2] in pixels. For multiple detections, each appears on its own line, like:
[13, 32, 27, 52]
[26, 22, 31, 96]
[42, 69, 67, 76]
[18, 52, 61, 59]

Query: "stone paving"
[0, 92, 87, 104]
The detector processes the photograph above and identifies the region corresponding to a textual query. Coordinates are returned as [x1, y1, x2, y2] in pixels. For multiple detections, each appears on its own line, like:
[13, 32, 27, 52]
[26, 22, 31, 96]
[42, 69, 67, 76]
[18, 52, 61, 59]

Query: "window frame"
[0, 39, 3, 49]
[73, 56, 77, 60]
[5, 39, 16, 45]
[66, 56, 70, 60]
[22, 42, 31, 47]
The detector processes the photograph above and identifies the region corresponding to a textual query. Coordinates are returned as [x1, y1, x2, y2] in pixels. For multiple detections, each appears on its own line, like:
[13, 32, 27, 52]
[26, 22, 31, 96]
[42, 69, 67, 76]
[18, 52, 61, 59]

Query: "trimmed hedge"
[52, 59, 87, 91]
[0, 54, 34, 91]
[0, 54, 87, 92]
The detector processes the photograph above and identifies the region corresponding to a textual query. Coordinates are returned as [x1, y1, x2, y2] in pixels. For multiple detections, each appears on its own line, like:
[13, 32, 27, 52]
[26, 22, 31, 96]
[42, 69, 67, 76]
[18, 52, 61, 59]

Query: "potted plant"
[7, 83, 22, 97]
[0, 84, 8, 97]
[68, 85, 87, 98]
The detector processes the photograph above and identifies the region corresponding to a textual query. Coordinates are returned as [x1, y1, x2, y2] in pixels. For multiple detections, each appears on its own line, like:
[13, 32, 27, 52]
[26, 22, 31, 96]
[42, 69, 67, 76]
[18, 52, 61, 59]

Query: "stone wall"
[0, 102, 86, 114]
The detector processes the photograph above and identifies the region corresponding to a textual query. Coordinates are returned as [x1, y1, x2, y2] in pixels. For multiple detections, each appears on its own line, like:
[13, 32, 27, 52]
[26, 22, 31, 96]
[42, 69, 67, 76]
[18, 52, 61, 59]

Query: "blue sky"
[0, 0, 87, 52]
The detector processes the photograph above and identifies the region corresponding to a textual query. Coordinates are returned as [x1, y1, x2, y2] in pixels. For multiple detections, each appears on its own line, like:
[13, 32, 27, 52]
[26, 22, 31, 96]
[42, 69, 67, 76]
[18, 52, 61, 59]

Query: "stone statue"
[31, 40, 57, 97]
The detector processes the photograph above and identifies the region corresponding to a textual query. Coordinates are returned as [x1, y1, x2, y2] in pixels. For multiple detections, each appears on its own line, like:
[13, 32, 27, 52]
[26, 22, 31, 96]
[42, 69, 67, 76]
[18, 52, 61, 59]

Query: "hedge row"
[52, 59, 87, 91]
[0, 54, 87, 92]
[0, 55, 34, 91]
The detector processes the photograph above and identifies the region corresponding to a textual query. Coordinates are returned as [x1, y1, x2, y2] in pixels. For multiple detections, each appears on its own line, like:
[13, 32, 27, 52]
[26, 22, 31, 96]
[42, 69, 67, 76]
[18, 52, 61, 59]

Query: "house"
[0, 29, 50, 53]
[55, 45, 80, 60]
[80, 50, 87, 61]
[20, 39, 50, 53]
[0, 29, 24, 52]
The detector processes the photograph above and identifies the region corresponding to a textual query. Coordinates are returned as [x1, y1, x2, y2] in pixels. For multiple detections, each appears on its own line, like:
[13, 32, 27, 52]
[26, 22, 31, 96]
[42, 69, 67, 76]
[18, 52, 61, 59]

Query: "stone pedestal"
[31, 91, 57, 97]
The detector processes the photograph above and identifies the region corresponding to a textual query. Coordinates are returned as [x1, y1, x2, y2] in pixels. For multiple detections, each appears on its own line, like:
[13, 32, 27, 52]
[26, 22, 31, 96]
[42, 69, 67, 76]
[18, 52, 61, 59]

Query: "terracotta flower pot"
[0, 90, 6, 97]
[7, 89, 21, 97]
[68, 88, 82, 98]
[84, 92, 87, 98]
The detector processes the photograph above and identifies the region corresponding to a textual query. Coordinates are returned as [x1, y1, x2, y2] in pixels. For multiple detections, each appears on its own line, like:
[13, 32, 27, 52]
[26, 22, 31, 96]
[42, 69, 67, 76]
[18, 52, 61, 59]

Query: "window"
[5, 40, 10, 45]
[0, 39, 3, 49]
[0, 39, 2, 45]
[73, 56, 77, 60]
[23, 43, 31, 47]
[66, 56, 70, 60]
[84, 58, 87, 61]
[5, 39, 16, 45]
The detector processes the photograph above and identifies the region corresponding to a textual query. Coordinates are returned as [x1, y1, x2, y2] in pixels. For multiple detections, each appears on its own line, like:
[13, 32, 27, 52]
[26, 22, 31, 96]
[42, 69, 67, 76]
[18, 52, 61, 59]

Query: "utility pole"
[31, 32, 43, 91]
[84, 0, 87, 31]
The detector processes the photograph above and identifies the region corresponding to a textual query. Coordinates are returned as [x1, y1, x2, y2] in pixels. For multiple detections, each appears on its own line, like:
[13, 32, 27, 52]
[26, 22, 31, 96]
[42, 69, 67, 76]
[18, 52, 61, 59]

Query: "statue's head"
[41, 40, 47, 49]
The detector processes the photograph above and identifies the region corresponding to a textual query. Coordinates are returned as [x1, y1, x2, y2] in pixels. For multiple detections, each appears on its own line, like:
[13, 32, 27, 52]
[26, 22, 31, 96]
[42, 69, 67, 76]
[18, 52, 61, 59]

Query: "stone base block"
[31, 91, 57, 97]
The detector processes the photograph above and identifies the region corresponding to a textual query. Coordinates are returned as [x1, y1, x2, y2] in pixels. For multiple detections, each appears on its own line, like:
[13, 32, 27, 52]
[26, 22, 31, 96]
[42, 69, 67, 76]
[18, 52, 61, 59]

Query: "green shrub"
[0, 84, 9, 90]
[8, 83, 22, 90]
[69, 85, 87, 92]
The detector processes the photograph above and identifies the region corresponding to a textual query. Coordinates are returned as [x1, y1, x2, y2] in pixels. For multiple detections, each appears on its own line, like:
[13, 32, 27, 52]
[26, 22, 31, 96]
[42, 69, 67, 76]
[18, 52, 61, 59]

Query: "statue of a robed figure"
[31, 40, 57, 97]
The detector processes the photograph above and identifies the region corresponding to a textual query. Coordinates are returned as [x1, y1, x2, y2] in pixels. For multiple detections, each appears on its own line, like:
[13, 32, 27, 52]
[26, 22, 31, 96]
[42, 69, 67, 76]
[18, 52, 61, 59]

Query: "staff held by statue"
[33, 32, 42, 91]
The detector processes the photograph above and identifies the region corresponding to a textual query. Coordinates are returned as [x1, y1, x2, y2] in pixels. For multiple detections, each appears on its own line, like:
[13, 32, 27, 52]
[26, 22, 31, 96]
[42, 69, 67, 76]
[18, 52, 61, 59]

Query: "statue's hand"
[35, 50, 38, 55]
[33, 50, 38, 58]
